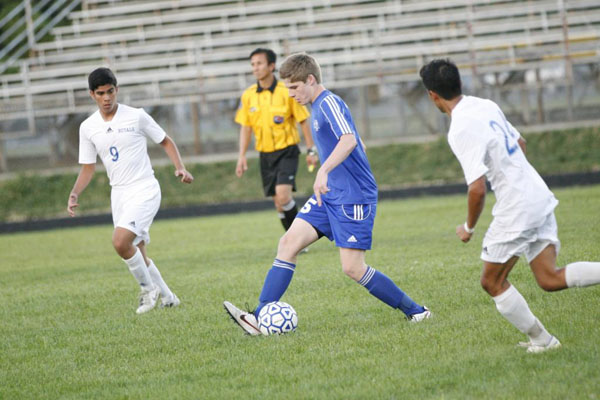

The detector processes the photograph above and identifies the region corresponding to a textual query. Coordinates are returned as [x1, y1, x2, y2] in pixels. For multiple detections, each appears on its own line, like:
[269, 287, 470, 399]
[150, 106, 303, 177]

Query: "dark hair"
[249, 48, 276, 65]
[88, 67, 117, 91]
[419, 59, 462, 100]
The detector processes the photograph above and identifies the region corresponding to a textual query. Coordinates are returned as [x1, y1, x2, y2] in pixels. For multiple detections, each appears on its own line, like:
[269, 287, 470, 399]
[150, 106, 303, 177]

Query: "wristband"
[464, 222, 475, 234]
[307, 146, 317, 156]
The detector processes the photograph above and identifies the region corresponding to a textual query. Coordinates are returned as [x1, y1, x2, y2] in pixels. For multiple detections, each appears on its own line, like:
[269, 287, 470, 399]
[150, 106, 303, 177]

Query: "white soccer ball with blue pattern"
[258, 301, 298, 335]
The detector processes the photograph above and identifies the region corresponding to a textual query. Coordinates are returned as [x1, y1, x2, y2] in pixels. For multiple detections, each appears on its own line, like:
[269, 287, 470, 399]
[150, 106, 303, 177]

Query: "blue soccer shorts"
[296, 195, 376, 250]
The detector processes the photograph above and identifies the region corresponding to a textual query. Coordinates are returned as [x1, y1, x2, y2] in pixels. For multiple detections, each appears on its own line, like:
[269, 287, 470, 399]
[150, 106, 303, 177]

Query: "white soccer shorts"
[111, 178, 161, 246]
[481, 212, 561, 264]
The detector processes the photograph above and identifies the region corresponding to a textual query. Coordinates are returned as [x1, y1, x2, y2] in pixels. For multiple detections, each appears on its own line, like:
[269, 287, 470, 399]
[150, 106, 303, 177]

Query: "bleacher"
[0, 0, 599, 155]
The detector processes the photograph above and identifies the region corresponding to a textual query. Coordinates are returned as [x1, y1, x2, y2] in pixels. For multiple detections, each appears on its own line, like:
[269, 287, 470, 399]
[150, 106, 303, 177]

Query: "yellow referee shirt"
[235, 78, 309, 153]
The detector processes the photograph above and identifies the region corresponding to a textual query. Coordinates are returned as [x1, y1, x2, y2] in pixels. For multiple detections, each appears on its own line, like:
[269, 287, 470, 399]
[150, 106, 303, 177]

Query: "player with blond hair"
[224, 54, 430, 334]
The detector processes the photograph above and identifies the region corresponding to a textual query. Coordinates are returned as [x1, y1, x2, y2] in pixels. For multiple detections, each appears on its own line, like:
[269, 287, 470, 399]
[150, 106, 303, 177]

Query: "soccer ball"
[257, 301, 298, 335]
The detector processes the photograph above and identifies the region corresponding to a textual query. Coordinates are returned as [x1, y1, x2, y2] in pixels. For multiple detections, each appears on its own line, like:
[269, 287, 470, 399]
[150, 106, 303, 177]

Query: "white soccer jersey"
[79, 104, 166, 187]
[448, 96, 558, 231]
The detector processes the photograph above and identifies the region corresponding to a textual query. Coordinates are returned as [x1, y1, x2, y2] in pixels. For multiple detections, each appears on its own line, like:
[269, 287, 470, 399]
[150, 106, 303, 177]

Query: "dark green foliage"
[0, 128, 598, 222]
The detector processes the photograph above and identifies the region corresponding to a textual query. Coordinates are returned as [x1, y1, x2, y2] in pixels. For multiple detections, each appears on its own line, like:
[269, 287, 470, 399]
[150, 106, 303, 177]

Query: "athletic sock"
[492, 284, 552, 345]
[278, 212, 289, 230]
[565, 262, 600, 288]
[123, 248, 154, 290]
[282, 199, 298, 231]
[255, 259, 295, 317]
[358, 266, 425, 317]
[147, 259, 174, 299]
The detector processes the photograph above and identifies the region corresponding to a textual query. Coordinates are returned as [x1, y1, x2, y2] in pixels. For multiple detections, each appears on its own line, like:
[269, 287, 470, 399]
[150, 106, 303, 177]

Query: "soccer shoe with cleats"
[525, 336, 561, 354]
[408, 306, 432, 323]
[223, 301, 263, 336]
[160, 293, 180, 308]
[136, 285, 160, 314]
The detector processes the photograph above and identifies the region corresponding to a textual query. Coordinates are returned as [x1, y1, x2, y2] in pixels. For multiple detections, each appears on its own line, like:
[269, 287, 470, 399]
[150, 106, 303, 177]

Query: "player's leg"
[138, 242, 179, 307]
[113, 227, 153, 289]
[330, 202, 429, 320]
[255, 218, 320, 315]
[257, 195, 330, 316]
[530, 246, 600, 290]
[260, 149, 293, 231]
[528, 245, 566, 291]
[111, 180, 161, 314]
[113, 227, 159, 314]
[340, 247, 428, 320]
[224, 195, 329, 335]
[481, 258, 558, 351]
[273, 146, 300, 231]
[565, 260, 600, 288]
[274, 184, 297, 231]
[527, 214, 600, 290]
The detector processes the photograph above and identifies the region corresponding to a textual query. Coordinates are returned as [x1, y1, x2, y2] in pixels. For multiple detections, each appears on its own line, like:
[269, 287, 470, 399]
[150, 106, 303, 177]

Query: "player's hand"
[306, 154, 319, 172]
[456, 224, 473, 243]
[175, 169, 194, 184]
[235, 156, 247, 177]
[313, 169, 329, 206]
[67, 193, 79, 217]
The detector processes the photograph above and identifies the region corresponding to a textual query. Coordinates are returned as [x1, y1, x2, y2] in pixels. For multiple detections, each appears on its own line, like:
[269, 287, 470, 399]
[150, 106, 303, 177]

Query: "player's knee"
[480, 276, 500, 296]
[536, 273, 564, 292]
[274, 193, 292, 208]
[341, 263, 362, 281]
[112, 236, 131, 257]
[277, 232, 299, 257]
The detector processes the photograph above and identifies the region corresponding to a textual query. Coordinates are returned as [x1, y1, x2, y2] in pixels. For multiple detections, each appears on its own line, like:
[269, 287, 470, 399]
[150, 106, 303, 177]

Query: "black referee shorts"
[259, 145, 300, 197]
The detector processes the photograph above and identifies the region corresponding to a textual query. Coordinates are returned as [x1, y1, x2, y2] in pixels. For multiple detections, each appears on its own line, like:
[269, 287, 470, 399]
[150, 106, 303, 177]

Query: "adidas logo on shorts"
[347, 235, 358, 243]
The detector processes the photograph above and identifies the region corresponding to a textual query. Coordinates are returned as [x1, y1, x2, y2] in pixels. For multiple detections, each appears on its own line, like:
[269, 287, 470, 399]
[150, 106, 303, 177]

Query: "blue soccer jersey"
[311, 90, 378, 205]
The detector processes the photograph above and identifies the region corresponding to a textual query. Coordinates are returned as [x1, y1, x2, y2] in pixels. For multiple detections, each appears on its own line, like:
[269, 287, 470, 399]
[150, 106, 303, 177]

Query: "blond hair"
[279, 53, 322, 84]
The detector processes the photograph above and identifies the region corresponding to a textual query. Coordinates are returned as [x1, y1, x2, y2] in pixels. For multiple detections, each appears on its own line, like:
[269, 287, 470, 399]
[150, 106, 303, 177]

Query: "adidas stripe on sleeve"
[319, 95, 355, 139]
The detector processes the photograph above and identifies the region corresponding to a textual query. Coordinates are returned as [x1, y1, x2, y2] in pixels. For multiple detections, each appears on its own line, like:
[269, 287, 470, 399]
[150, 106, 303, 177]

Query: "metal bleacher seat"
[1, 0, 599, 123]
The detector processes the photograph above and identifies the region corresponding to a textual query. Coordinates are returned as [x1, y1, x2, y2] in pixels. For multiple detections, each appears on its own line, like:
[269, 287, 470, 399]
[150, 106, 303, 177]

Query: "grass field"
[1, 186, 599, 399]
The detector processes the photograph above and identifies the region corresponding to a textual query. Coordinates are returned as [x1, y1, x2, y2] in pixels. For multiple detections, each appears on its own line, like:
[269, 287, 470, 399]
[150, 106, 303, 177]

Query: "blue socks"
[255, 259, 296, 317]
[358, 266, 425, 317]
[255, 261, 424, 318]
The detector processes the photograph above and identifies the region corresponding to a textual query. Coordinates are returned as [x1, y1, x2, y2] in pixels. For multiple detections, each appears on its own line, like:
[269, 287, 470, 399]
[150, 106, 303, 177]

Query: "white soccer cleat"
[160, 293, 180, 308]
[136, 285, 160, 314]
[525, 336, 561, 354]
[408, 306, 432, 323]
[223, 301, 263, 336]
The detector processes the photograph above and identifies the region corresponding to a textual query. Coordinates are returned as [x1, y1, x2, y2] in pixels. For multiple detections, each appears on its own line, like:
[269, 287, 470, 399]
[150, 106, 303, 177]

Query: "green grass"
[1, 127, 599, 222]
[1, 186, 599, 399]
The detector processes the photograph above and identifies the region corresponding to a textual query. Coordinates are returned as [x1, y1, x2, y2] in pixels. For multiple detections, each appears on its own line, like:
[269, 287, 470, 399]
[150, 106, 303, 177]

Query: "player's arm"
[67, 163, 96, 217]
[456, 176, 486, 243]
[236, 125, 252, 177]
[518, 137, 526, 154]
[299, 119, 318, 167]
[160, 135, 193, 183]
[313, 133, 357, 206]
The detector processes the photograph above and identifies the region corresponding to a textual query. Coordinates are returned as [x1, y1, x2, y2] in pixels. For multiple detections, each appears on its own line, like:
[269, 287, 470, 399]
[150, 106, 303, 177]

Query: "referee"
[235, 48, 318, 231]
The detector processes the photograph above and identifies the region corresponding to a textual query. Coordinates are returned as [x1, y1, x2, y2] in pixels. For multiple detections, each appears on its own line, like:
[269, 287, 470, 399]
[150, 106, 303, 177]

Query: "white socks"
[565, 262, 600, 288]
[148, 259, 174, 299]
[282, 199, 296, 212]
[123, 248, 154, 290]
[493, 284, 552, 345]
